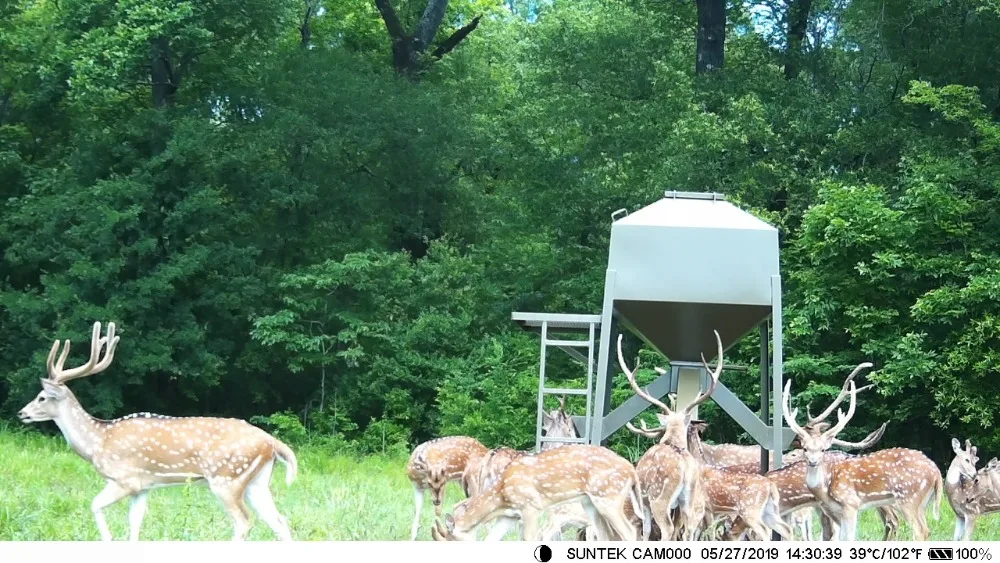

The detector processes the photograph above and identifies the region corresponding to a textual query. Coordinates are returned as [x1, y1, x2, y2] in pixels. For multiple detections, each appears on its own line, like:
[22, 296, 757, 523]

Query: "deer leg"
[907, 502, 931, 541]
[520, 508, 542, 541]
[963, 514, 976, 541]
[820, 512, 837, 540]
[245, 460, 293, 541]
[803, 512, 815, 541]
[211, 482, 253, 541]
[594, 497, 637, 541]
[128, 491, 149, 542]
[410, 484, 424, 541]
[92, 481, 132, 541]
[762, 505, 794, 540]
[582, 501, 610, 541]
[876, 507, 896, 540]
[837, 507, 859, 541]
[650, 497, 674, 542]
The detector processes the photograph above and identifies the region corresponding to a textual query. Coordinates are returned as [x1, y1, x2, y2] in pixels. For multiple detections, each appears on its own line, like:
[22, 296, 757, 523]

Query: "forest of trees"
[1, 0, 998, 465]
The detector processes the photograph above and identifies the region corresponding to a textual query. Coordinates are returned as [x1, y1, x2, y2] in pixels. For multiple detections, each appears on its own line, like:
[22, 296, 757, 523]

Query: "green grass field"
[1, 431, 996, 541]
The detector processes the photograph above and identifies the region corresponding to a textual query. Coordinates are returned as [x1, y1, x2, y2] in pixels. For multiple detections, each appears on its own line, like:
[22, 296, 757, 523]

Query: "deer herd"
[12, 321, 1000, 542]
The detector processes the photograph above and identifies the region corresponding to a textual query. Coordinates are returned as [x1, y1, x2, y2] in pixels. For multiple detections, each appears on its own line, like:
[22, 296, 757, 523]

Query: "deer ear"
[656, 413, 671, 426]
[39, 379, 67, 399]
[952, 438, 963, 454]
[541, 411, 553, 426]
[445, 513, 456, 531]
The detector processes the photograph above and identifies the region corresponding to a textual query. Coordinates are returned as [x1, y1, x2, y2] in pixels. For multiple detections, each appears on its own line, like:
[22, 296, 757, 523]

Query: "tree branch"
[301, 0, 317, 48]
[374, 0, 407, 41]
[415, 0, 449, 48]
[432, 15, 481, 59]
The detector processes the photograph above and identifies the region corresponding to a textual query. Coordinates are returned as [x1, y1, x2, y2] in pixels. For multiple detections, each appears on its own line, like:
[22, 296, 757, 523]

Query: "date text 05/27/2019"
[563, 547, 928, 561]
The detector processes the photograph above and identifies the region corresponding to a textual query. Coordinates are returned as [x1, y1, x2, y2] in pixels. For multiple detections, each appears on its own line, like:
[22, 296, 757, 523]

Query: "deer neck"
[661, 425, 689, 451]
[804, 460, 831, 498]
[687, 429, 708, 462]
[454, 486, 509, 534]
[53, 397, 107, 463]
[945, 460, 967, 489]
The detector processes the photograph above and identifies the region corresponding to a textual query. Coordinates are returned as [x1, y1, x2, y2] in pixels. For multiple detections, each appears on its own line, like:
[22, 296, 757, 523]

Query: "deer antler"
[831, 421, 888, 450]
[685, 330, 724, 415]
[805, 362, 874, 425]
[782, 380, 809, 438]
[47, 321, 120, 384]
[626, 420, 665, 439]
[820, 381, 859, 442]
[617, 334, 673, 414]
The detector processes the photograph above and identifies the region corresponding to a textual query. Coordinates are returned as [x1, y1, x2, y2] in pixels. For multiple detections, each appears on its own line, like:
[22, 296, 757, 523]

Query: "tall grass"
[1, 430, 996, 540]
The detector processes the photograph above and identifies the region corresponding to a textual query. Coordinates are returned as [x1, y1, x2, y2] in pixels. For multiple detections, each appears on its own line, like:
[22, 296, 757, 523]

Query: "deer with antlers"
[17, 321, 298, 541]
[618, 330, 725, 541]
[945, 438, 1000, 541]
[431, 444, 644, 541]
[630, 420, 795, 541]
[724, 451, 903, 541]
[782, 364, 943, 541]
[407, 435, 488, 540]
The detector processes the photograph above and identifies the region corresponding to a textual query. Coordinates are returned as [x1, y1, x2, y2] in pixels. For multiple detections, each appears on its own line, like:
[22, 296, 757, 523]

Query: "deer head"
[618, 330, 723, 449]
[782, 363, 888, 468]
[972, 458, 1000, 503]
[18, 321, 120, 424]
[541, 395, 578, 449]
[951, 438, 980, 482]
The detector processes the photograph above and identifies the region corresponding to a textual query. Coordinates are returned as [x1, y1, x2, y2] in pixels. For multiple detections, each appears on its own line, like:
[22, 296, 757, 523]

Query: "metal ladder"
[535, 319, 598, 450]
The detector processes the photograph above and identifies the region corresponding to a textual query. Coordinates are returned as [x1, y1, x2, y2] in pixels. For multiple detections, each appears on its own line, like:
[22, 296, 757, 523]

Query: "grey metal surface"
[606, 193, 779, 363]
[512, 312, 602, 332]
[513, 192, 789, 488]
[770, 275, 785, 469]
[512, 312, 600, 370]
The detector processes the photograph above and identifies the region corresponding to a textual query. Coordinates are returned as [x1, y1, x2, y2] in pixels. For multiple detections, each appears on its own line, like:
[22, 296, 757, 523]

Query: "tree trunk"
[695, 0, 726, 75]
[784, 0, 813, 80]
[150, 37, 176, 108]
[374, 0, 481, 77]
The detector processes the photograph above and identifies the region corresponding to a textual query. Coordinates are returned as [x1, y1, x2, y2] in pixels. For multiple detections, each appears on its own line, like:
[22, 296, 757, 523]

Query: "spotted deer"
[782, 371, 943, 541]
[724, 453, 902, 541]
[946, 438, 999, 540]
[17, 321, 298, 541]
[431, 444, 644, 541]
[618, 330, 724, 541]
[970, 458, 1000, 508]
[406, 435, 488, 540]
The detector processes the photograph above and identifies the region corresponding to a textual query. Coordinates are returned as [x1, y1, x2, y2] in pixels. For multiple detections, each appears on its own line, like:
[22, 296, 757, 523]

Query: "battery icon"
[929, 548, 955, 561]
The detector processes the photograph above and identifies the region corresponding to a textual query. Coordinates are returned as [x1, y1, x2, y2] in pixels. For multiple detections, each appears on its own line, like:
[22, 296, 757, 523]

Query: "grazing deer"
[946, 438, 999, 540]
[724, 454, 902, 541]
[618, 330, 724, 541]
[697, 465, 794, 540]
[17, 321, 297, 541]
[782, 370, 943, 541]
[407, 435, 488, 540]
[431, 444, 644, 541]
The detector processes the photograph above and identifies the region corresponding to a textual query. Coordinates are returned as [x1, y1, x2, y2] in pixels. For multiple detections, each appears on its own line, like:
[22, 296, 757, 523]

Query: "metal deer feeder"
[512, 191, 796, 472]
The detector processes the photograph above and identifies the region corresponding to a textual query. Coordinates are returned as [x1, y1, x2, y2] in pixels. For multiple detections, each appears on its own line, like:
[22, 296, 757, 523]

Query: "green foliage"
[1, 0, 999, 468]
[250, 411, 309, 446]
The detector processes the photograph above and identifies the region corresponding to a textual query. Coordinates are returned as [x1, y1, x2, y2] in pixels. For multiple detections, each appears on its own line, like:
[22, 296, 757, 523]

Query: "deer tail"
[272, 438, 298, 486]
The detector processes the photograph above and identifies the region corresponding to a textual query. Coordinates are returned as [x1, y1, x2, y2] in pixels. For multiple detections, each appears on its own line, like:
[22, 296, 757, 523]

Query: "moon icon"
[534, 544, 553, 562]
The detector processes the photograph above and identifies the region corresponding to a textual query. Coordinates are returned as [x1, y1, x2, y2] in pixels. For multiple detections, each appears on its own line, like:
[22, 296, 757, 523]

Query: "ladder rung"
[545, 339, 592, 348]
[542, 388, 589, 396]
[539, 436, 588, 444]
